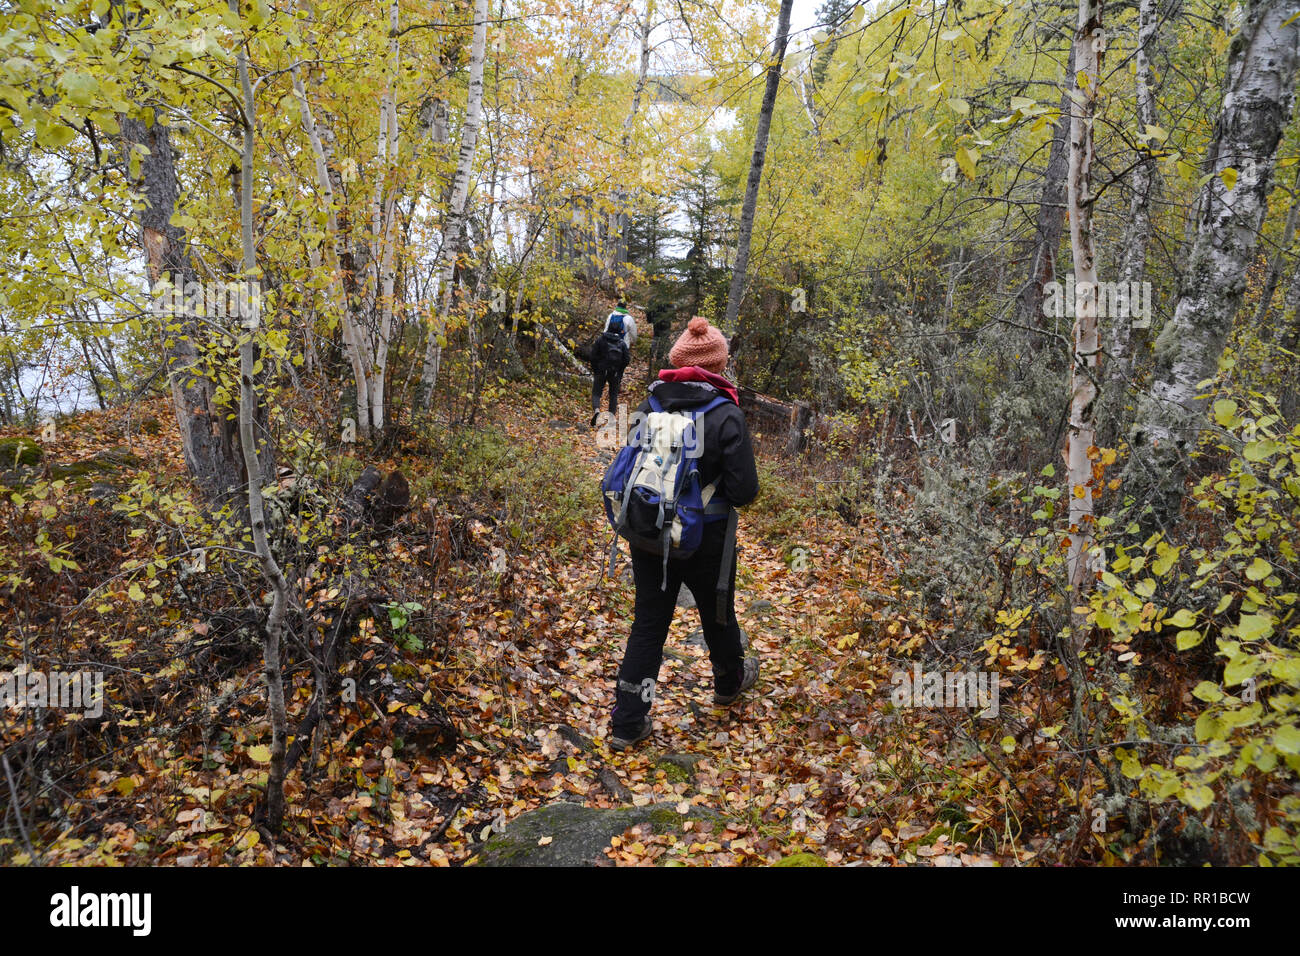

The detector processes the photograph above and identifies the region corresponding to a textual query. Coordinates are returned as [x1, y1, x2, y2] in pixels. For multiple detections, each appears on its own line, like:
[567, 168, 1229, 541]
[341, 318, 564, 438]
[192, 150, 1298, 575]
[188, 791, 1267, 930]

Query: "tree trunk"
[1015, 43, 1076, 332]
[608, 0, 654, 274]
[1106, 0, 1164, 403]
[1065, 0, 1104, 616]
[291, 65, 373, 440]
[723, 0, 794, 345]
[119, 114, 241, 500]
[1253, 163, 1300, 336]
[418, 0, 490, 406]
[236, 29, 290, 833]
[368, 0, 403, 434]
[1122, 0, 1300, 532]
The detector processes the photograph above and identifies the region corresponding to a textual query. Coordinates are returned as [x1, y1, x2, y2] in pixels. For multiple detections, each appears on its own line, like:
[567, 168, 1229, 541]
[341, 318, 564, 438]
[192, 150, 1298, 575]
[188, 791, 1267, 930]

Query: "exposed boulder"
[473, 801, 719, 867]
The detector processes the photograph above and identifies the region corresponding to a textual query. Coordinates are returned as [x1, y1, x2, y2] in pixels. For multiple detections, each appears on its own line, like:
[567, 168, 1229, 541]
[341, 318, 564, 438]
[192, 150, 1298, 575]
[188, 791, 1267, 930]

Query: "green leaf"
[1167, 608, 1197, 627]
[1195, 711, 1224, 742]
[1119, 751, 1143, 779]
[1237, 613, 1274, 641]
[1274, 725, 1300, 755]
[1180, 784, 1215, 811]
[1246, 557, 1272, 581]
[1191, 681, 1223, 703]
[1270, 657, 1300, 684]
[955, 145, 978, 180]
[1220, 166, 1238, 191]
[1176, 629, 1205, 650]
[946, 97, 970, 116]
[1224, 653, 1259, 686]
[247, 745, 272, 763]
[1244, 439, 1282, 462]
[36, 120, 76, 150]
[58, 69, 98, 107]
[1213, 399, 1239, 427]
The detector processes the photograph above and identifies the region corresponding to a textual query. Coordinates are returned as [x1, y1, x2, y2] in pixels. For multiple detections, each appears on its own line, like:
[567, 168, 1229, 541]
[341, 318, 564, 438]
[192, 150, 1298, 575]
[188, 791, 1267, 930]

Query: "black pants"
[592, 367, 623, 414]
[611, 522, 744, 736]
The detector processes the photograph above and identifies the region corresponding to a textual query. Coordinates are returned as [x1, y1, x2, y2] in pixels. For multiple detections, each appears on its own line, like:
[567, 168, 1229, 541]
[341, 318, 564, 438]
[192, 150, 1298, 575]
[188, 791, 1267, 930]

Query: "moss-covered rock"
[772, 852, 828, 867]
[656, 753, 703, 784]
[48, 447, 141, 491]
[0, 436, 43, 467]
[472, 800, 718, 867]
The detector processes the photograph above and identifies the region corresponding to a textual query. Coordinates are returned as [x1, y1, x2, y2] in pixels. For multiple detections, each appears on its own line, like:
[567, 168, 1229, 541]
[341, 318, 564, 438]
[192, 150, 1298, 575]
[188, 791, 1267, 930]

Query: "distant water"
[14, 358, 99, 419]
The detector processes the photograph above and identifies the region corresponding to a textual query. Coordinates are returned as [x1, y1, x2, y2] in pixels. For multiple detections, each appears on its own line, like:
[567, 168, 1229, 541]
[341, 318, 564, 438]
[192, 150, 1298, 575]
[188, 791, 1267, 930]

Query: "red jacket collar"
[658, 366, 740, 405]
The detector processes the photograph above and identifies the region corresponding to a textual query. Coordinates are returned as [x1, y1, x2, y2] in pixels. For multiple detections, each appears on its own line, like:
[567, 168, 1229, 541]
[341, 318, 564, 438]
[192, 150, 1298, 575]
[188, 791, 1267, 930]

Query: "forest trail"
[428, 375, 1009, 867]
[0, 343, 1017, 869]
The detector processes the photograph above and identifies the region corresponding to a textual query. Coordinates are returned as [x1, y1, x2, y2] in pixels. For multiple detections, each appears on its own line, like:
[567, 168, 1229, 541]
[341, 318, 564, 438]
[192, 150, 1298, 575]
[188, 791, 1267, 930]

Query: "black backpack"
[595, 330, 629, 371]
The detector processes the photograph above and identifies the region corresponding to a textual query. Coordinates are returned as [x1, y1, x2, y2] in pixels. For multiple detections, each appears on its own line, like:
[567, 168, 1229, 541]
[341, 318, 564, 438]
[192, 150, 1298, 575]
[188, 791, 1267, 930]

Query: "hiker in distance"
[588, 302, 635, 427]
[644, 289, 675, 382]
[600, 316, 760, 751]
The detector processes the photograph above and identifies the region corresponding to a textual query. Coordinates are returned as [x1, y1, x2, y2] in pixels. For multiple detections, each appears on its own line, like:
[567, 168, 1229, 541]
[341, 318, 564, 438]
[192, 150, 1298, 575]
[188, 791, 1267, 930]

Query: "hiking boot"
[609, 716, 653, 751]
[713, 656, 759, 706]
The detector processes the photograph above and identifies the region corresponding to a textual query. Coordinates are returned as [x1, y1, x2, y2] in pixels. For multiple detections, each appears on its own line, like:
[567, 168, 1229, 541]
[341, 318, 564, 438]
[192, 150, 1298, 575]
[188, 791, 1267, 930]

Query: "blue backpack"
[607, 311, 626, 336]
[601, 393, 738, 619]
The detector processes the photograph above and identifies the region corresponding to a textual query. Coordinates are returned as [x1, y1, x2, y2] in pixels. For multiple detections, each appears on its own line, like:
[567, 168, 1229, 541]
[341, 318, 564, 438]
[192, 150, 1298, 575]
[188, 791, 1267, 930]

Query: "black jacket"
[590, 330, 629, 376]
[631, 379, 759, 509]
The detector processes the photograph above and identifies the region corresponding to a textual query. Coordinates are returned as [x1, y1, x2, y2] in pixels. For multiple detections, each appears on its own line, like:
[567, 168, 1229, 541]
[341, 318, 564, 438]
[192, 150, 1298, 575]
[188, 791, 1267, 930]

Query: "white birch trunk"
[608, 0, 654, 273]
[291, 65, 373, 440]
[1066, 0, 1104, 611]
[418, 0, 490, 406]
[1122, 0, 1300, 530]
[369, 0, 402, 433]
[1109, 0, 1161, 392]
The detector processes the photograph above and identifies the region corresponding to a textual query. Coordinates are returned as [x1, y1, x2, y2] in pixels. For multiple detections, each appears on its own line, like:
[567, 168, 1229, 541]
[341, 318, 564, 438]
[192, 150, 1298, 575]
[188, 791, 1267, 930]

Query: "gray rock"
[746, 599, 774, 615]
[473, 801, 717, 867]
[676, 586, 696, 609]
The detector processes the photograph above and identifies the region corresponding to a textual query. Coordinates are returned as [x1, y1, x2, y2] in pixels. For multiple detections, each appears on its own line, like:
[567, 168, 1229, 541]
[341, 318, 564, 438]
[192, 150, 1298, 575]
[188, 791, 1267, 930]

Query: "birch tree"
[290, 65, 375, 439]
[607, 0, 655, 274]
[418, 0, 490, 406]
[723, 0, 794, 343]
[235, 17, 290, 831]
[1122, 0, 1300, 531]
[1065, 0, 1104, 607]
[1106, 0, 1169, 406]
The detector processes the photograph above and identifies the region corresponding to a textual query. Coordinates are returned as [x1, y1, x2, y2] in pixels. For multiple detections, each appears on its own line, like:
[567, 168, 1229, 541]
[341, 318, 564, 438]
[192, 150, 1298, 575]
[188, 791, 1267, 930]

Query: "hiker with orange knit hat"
[600, 316, 760, 750]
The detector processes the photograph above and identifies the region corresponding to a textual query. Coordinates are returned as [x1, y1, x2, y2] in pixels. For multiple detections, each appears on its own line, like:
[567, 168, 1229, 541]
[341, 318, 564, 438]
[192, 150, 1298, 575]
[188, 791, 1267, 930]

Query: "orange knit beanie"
[668, 316, 729, 374]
